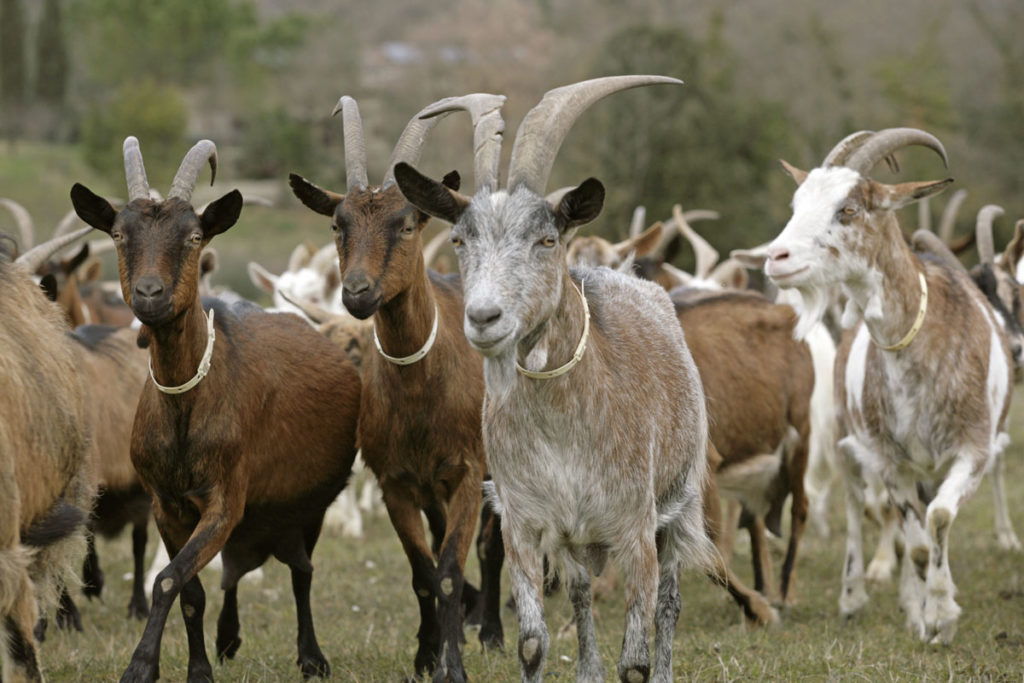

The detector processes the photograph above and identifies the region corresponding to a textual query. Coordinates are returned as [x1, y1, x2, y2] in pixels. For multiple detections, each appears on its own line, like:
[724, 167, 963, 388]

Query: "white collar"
[149, 308, 216, 394]
[516, 279, 589, 380]
[374, 304, 439, 365]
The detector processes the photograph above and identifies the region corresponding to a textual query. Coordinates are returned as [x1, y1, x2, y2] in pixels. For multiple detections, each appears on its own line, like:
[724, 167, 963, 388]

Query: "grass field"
[33, 388, 1024, 682]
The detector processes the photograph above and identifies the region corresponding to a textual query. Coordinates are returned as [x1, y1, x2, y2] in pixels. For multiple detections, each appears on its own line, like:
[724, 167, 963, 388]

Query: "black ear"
[394, 162, 470, 225]
[40, 274, 58, 302]
[64, 243, 90, 275]
[200, 189, 244, 239]
[554, 178, 604, 231]
[70, 183, 118, 234]
[441, 171, 461, 192]
[289, 173, 344, 217]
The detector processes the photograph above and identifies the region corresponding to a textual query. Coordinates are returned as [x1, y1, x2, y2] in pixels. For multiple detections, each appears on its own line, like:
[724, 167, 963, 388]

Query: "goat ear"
[70, 183, 118, 234]
[779, 159, 808, 186]
[247, 261, 277, 294]
[289, 173, 344, 217]
[615, 222, 663, 260]
[64, 243, 90, 275]
[199, 249, 218, 278]
[875, 178, 954, 211]
[40, 274, 58, 302]
[554, 178, 604, 233]
[200, 190, 243, 239]
[441, 170, 461, 192]
[729, 246, 769, 271]
[393, 162, 470, 225]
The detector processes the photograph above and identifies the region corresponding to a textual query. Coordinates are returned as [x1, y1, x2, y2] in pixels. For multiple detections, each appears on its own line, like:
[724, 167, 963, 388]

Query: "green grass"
[36, 389, 1024, 682]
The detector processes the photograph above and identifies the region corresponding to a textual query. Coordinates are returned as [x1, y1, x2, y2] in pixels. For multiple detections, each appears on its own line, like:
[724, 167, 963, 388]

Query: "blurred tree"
[35, 0, 69, 106]
[564, 20, 795, 267]
[235, 107, 315, 179]
[1, 0, 27, 140]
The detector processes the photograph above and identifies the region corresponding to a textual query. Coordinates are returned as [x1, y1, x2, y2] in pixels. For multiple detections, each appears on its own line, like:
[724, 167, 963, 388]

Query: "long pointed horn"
[937, 189, 968, 244]
[0, 198, 34, 250]
[168, 140, 217, 202]
[507, 75, 683, 194]
[822, 130, 875, 167]
[629, 206, 646, 238]
[123, 136, 151, 202]
[917, 196, 931, 234]
[331, 96, 369, 190]
[975, 204, 1004, 266]
[673, 204, 718, 279]
[912, 229, 968, 275]
[279, 290, 334, 326]
[15, 226, 92, 274]
[842, 128, 948, 176]
[411, 93, 507, 192]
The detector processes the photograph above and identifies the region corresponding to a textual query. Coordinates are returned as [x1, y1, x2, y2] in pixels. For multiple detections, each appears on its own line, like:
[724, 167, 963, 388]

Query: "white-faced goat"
[396, 75, 714, 683]
[765, 128, 1012, 645]
[0, 228, 95, 682]
[70, 137, 361, 681]
[289, 92, 508, 682]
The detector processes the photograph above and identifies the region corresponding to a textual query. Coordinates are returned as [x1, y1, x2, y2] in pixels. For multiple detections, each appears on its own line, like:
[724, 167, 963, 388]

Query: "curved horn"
[422, 228, 450, 269]
[0, 198, 34, 250]
[15, 226, 92, 274]
[168, 139, 217, 202]
[123, 136, 151, 202]
[331, 96, 369, 190]
[682, 209, 720, 224]
[385, 93, 506, 191]
[842, 128, 948, 176]
[279, 290, 334, 326]
[911, 229, 968, 275]
[937, 189, 968, 244]
[629, 206, 646, 238]
[507, 75, 683, 194]
[975, 204, 1004, 266]
[822, 130, 875, 167]
[673, 204, 719, 279]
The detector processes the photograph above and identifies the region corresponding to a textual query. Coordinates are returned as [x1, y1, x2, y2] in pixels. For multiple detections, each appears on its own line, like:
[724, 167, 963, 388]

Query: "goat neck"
[143, 294, 218, 391]
[371, 251, 439, 363]
[515, 267, 588, 380]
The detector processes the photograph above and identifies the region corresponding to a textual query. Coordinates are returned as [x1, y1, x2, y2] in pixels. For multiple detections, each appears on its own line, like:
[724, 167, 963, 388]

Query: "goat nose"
[134, 277, 165, 300]
[767, 246, 790, 262]
[345, 277, 370, 295]
[467, 304, 502, 328]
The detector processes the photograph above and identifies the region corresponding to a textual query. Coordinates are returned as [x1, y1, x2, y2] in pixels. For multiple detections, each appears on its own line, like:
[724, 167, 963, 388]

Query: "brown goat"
[289, 93, 507, 681]
[70, 137, 361, 680]
[0, 230, 95, 682]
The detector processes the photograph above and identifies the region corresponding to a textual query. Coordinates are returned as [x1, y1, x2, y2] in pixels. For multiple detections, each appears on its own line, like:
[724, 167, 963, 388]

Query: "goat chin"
[786, 285, 833, 341]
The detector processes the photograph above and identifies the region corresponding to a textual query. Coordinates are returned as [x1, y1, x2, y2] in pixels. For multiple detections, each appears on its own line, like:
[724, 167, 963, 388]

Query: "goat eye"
[451, 236, 463, 247]
[110, 231, 123, 242]
[189, 233, 202, 246]
[539, 235, 557, 248]
[401, 224, 415, 236]
[838, 205, 857, 218]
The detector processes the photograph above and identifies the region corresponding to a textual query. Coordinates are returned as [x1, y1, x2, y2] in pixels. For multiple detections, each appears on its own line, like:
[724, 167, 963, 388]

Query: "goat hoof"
[479, 623, 504, 651]
[56, 603, 83, 633]
[127, 597, 149, 620]
[298, 653, 330, 679]
[216, 635, 241, 662]
[120, 658, 159, 683]
[187, 660, 214, 682]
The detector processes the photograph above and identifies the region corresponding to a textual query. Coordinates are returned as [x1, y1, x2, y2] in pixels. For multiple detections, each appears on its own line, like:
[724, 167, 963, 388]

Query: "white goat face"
[452, 187, 567, 357]
[766, 166, 867, 290]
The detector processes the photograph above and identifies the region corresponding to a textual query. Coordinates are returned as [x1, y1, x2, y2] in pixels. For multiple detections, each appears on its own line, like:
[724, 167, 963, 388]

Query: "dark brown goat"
[71, 137, 361, 681]
[0, 230, 95, 682]
[674, 290, 813, 605]
[289, 93, 506, 681]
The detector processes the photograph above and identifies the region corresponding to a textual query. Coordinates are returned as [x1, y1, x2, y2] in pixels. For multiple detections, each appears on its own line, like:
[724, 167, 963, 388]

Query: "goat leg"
[127, 518, 150, 619]
[476, 505, 505, 650]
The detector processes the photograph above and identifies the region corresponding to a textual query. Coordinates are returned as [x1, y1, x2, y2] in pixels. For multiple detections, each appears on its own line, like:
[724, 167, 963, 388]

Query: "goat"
[289, 92, 507, 682]
[395, 74, 715, 683]
[0, 228, 95, 682]
[248, 241, 343, 320]
[70, 137, 361, 680]
[764, 127, 1012, 645]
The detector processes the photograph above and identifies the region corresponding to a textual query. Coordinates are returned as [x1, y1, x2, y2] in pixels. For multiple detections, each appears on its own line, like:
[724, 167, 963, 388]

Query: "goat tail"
[21, 500, 87, 548]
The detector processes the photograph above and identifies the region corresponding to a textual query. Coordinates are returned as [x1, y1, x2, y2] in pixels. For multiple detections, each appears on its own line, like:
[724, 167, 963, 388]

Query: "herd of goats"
[2, 74, 1022, 682]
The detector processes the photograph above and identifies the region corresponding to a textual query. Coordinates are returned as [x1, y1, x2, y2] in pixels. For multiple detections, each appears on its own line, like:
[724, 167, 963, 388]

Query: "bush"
[79, 79, 188, 185]
[235, 107, 315, 179]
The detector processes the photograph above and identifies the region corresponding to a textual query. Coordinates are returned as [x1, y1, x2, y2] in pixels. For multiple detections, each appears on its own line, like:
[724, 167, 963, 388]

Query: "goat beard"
[780, 284, 835, 342]
[482, 350, 518, 404]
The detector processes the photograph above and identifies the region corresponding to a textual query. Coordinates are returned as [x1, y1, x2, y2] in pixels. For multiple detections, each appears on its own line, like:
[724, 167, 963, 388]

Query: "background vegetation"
[1, 0, 1022, 294]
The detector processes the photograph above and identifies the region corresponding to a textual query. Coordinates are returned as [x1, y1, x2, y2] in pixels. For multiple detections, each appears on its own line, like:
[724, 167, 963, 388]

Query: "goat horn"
[408, 93, 507, 192]
[123, 136, 152, 202]
[936, 189, 968, 244]
[15, 225, 92, 274]
[168, 140, 218, 202]
[682, 209, 719, 223]
[422, 228, 450, 269]
[673, 204, 719, 280]
[917, 196, 931, 234]
[842, 128, 948, 176]
[911, 229, 968, 275]
[197, 194, 272, 215]
[279, 290, 334, 326]
[507, 75, 683, 194]
[331, 96, 369, 191]
[0, 198, 34, 251]
[822, 130, 875, 167]
[629, 206, 646, 238]
[975, 204, 1004, 266]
